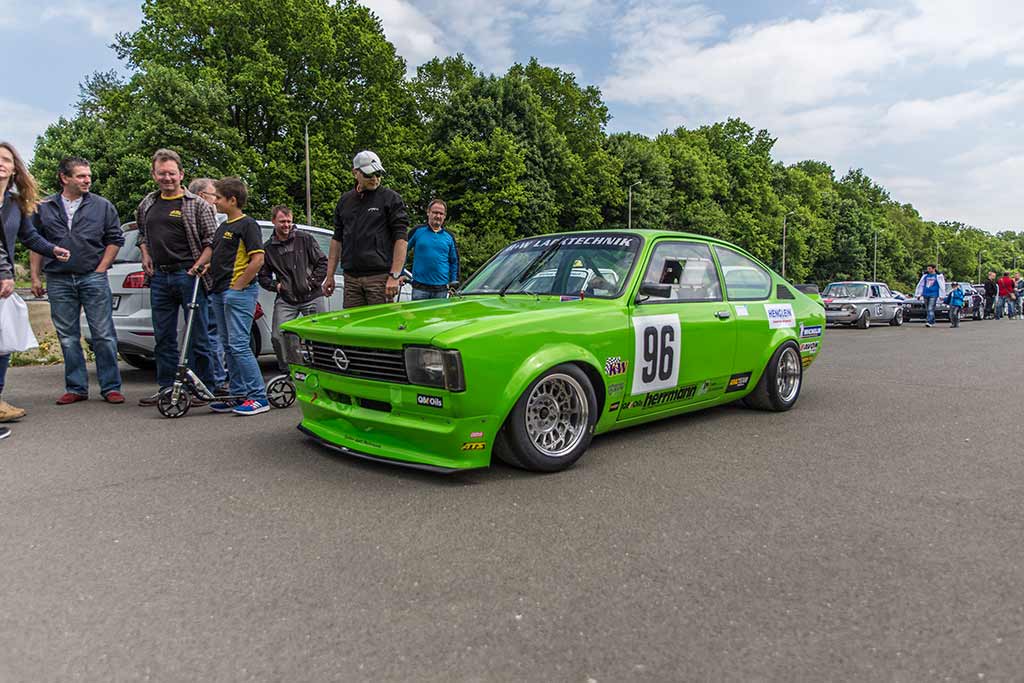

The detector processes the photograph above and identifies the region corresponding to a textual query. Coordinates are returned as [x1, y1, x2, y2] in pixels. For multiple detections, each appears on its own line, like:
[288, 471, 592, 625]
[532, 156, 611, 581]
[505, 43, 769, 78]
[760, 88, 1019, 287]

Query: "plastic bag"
[0, 293, 39, 354]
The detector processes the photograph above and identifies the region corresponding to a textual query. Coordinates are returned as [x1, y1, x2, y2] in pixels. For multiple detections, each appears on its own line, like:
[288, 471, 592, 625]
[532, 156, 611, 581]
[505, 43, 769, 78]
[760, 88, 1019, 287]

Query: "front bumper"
[290, 365, 498, 471]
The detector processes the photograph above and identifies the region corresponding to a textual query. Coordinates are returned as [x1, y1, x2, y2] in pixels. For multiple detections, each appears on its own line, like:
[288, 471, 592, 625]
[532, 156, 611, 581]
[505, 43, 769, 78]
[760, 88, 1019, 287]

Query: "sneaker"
[190, 394, 209, 407]
[232, 399, 270, 416]
[103, 390, 126, 404]
[0, 426, 9, 440]
[55, 392, 88, 405]
[0, 400, 26, 422]
[209, 400, 240, 413]
[139, 391, 163, 407]
[925, 322, 933, 327]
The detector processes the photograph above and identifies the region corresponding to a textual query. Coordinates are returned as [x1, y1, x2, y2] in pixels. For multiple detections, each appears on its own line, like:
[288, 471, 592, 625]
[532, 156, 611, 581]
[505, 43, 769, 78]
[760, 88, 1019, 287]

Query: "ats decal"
[461, 442, 486, 451]
[604, 356, 628, 377]
[800, 324, 823, 338]
[764, 303, 796, 329]
[725, 372, 752, 393]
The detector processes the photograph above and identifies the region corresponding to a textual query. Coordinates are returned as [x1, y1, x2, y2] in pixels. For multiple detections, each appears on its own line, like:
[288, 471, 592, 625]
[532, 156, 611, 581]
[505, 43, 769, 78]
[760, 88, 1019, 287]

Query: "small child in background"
[947, 281, 965, 328]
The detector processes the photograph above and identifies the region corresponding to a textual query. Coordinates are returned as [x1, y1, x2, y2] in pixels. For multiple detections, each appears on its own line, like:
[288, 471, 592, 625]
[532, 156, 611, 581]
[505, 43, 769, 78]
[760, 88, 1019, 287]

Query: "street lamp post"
[977, 250, 983, 285]
[873, 227, 878, 282]
[935, 241, 944, 268]
[627, 180, 643, 230]
[781, 210, 795, 279]
[304, 115, 317, 225]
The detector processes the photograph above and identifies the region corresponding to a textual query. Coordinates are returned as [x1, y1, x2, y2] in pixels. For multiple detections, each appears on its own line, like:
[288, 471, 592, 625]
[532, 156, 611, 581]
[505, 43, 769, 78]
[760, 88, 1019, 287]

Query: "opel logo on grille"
[332, 348, 350, 371]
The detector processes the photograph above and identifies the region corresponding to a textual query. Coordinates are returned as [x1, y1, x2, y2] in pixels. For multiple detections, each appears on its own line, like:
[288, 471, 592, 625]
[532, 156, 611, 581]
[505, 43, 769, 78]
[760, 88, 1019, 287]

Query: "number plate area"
[632, 314, 681, 394]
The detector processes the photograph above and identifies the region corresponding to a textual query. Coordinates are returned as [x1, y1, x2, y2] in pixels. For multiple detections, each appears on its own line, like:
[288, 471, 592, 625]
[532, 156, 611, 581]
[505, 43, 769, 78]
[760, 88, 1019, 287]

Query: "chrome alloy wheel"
[524, 373, 589, 458]
[776, 346, 802, 404]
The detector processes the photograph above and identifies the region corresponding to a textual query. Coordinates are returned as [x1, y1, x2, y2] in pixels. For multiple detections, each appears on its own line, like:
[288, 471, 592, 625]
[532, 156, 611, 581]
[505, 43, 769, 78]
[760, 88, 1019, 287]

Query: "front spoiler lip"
[297, 424, 460, 474]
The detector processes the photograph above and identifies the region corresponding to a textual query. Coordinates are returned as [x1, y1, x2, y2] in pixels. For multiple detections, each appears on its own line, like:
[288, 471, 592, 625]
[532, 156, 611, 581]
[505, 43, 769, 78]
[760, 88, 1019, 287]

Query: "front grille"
[305, 341, 409, 384]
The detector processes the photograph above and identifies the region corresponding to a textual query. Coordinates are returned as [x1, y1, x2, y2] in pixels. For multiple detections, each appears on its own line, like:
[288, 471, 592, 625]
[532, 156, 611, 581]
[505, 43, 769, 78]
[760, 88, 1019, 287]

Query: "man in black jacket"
[258, 205, 328, 372]
[30, 156, 125, 405]
[322, 150, 409, 308]
[983, 271, 998, 319]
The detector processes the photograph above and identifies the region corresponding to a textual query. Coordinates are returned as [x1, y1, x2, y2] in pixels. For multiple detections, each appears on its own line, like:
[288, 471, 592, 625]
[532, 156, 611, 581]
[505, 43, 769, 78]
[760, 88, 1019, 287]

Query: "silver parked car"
[822, 281, 904, 328]
[84, 221, 412, 368]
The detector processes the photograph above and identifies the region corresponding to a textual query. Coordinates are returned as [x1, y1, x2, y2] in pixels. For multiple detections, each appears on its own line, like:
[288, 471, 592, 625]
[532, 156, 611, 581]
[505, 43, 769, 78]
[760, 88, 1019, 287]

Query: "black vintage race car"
[902, 282, 984, 322]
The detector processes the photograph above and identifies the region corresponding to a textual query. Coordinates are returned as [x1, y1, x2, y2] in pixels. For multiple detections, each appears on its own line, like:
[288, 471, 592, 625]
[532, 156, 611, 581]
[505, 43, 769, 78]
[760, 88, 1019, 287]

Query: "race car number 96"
[632, 314, 681, 393]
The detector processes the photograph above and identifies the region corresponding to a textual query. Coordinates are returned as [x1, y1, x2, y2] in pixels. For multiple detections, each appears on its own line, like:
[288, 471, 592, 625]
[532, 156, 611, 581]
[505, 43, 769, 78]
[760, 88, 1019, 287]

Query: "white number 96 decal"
[632, 314, 681, 393]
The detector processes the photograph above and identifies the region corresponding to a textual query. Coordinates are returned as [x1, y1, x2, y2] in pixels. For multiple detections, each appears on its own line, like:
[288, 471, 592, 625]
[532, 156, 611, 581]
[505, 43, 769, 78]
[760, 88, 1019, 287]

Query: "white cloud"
[0, 99, 61, 161]
[36, 0, 139, 37]
[878, 81, 1024, 141]
[361, 0, 450, 71]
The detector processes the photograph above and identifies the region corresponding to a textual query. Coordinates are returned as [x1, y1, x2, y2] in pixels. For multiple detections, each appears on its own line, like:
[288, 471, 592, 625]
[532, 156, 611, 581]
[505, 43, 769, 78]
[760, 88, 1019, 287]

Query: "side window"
[640, 241, 722, 303]
[306, 230, 342, 274]
[713, 246, 772, 300]
[870, 285, 881, 298]
[879, 285, 892, 298]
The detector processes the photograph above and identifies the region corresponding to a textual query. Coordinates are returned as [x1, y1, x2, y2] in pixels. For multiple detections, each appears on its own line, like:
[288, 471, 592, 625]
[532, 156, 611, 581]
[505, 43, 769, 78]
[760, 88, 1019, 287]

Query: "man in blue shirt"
[405, 199, 458, 300]
[913, 264, 946, 327]
[30, 156, 125, 405]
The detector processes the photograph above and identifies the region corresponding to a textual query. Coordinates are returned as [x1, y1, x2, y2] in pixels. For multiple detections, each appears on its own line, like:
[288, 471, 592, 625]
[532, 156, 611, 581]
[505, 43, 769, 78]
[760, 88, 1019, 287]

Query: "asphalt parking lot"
[2, 320, 1023, 681]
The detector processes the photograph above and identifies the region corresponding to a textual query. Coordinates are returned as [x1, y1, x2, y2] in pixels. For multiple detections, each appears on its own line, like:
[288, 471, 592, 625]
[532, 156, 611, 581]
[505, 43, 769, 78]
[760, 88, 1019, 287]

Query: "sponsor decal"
[632, 314, 681, 393]
[505, 235, 638, 252]
[470, 431, 484, 438]
[169, 210, 182, 218]
[764, 303, 796, 329]
[735, 305, 749, 317]
[604, 356, 628, 377]
[607, 382, 624, 395]
[417, 394, 443, 408]
[461, 442, 486, 451]
[560, 295, 583, 302]
[725, 372, 752, 393]
[801, 356, 814, 368]
[293, 371, 308, 382]
[800, 324, 822, 338]
[609, 401, 620, 412]
[627, 384, 698, 409]
[799, 341, 819, 355]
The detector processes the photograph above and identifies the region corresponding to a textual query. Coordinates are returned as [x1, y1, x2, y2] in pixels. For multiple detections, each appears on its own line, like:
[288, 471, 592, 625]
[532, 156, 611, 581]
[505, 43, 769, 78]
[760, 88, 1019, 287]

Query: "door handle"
[715, 310, 731, 319]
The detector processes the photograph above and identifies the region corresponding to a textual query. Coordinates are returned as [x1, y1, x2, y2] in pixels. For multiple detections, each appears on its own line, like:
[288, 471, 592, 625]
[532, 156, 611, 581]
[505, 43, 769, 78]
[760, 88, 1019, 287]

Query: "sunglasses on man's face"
[361, 169, 383, 178]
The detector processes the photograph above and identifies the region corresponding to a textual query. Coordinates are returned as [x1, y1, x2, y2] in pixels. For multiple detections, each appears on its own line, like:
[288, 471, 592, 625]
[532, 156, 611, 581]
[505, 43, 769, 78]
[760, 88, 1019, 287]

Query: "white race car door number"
[632, 314, 681, 393]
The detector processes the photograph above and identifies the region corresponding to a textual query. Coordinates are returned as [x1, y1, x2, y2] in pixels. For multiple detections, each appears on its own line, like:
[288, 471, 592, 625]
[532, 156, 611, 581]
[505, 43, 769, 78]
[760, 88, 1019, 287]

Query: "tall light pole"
[977, 250, 983, 284]
[935, 241, 944, 268]
[781, 210, 795, 279]
[304, 115, 317, 225]
[628, 180, 643, 230]
[873, 227, 878, 282]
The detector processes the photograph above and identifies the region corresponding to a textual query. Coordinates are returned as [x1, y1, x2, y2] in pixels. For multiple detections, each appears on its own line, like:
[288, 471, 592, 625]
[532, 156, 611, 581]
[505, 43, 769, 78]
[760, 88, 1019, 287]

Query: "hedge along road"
[1, 321, 1021, 681]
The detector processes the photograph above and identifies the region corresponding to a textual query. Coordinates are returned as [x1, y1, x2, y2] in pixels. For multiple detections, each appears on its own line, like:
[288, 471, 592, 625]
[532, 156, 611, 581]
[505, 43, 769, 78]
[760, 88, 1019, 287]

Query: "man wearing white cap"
[323, 150, 409, 308]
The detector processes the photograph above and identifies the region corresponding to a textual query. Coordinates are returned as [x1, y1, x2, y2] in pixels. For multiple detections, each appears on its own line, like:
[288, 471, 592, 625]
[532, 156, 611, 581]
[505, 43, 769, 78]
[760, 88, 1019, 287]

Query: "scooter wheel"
[157, 386, 192, 418]
[267, 374, 296, 409]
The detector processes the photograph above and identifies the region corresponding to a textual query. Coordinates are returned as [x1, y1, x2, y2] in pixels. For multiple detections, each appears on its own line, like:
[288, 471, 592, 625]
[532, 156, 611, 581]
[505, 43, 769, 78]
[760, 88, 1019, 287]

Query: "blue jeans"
[0, 353, 8, 398]
[412, 287, 448, 301]
[209, 284, 266, 401]
[208, 317, 228, 385]
[150, 271, 216, 389]
[47, 271, 122, 396]
[924, 296, 938, 325]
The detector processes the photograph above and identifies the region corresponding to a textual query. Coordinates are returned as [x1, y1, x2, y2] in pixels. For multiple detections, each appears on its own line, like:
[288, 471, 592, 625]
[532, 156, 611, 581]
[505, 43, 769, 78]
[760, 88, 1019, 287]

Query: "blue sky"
[5, 0, 1022, 232]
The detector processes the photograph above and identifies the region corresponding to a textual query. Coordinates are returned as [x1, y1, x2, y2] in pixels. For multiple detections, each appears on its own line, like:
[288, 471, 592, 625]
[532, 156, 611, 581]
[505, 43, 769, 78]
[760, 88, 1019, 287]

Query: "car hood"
[283, 295, 612, 347]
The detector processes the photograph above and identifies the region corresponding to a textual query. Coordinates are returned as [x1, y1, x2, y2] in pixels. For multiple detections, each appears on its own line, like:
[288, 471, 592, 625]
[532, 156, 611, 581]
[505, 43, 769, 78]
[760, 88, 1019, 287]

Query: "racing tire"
[889, 309, 903, 326]
[121, 353, 155, 370]
[856, 311, 870, 329]
[494, 363, 598, 473]
[266, 374, 296, 409]
[157, 386, 191, 418]
[742, 342, 803, 412]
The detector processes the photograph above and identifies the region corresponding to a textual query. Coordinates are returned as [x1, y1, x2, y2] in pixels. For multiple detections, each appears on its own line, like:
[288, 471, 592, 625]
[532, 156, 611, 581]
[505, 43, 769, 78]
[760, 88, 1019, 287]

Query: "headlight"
[841, 304, 856, 312]
[282, 332, 307, 365]
[405, 346, 465, 392]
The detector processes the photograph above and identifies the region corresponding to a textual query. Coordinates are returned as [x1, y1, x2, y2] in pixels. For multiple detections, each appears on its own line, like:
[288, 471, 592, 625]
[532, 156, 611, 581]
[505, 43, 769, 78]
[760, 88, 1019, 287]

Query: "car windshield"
[461, 234, 641, 298]
[823, 283, 868, 298]
[114, 229, 142, 263]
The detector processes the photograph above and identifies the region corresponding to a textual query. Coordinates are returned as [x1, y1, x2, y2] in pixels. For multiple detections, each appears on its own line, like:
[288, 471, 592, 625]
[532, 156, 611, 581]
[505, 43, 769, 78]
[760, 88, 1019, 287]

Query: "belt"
[412, 282, 448, 292]
[155, 263, 190, 273]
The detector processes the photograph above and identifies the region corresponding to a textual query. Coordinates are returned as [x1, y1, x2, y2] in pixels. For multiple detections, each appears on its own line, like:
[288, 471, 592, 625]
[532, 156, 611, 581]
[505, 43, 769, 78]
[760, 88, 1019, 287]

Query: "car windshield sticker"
[604, 356, 628, 377]
[800, 341, 819, 355]
[764, 303, 796, 329]
[735, 305, 749, 317]
[799, 324, 822, 338]
[725, 372, 752, 393]
[632, 314, 681, 393]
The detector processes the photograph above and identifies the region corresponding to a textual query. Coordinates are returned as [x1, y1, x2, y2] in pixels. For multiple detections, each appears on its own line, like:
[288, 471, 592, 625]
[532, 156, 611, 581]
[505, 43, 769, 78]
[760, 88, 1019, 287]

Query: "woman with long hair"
[0, 141, 70, 423]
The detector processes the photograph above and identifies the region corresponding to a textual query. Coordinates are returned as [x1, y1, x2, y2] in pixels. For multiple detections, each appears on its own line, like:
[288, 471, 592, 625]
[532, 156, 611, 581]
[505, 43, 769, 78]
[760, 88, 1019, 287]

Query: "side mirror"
[637, 283, 671, 301]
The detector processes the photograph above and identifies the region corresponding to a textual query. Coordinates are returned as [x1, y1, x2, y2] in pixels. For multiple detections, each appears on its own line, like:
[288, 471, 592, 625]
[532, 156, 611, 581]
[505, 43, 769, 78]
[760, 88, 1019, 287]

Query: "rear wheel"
[266, 374, 296, 408]
[494, 363, 597, 473]
[889, 308, 904, 326]
[742, 342, 803, 412]
[856, 311, 871, 329]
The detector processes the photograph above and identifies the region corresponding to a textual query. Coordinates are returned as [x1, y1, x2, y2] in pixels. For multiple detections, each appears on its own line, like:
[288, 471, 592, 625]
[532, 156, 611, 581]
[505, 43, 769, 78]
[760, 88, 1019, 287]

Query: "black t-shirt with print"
[147, 195, 193, 267]
[209, 215, 265, 293]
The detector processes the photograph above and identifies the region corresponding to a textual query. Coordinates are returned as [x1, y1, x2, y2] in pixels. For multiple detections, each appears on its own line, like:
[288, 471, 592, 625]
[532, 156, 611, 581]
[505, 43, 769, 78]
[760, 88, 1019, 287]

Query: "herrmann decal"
[604, 356, 628, 377]
[417, 394, 443, 408]
[461, 442, 486, 451]
[725, 372, 752, 393]
[626, 384, 698, 409]
[800, 325, 823, 338]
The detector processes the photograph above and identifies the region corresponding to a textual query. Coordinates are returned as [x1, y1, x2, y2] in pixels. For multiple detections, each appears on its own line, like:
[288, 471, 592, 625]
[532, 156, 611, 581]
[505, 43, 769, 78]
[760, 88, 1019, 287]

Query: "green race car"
[281, 230, 825, 473]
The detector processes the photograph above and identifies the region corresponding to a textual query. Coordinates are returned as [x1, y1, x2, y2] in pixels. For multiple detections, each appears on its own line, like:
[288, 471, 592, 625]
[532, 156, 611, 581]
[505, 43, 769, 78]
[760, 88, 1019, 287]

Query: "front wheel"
[157, 386, 191, 418]
[889, 308, 904, 326]
[494, 363, 597, 473]
[742, 342, 803, 412]
[856, 311, 871, 329]
[266, 374, 296, 408]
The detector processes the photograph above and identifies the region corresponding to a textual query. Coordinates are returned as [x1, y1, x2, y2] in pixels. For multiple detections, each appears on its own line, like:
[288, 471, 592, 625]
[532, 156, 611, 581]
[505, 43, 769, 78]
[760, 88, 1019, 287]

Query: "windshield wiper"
[499, 239, 563, 297]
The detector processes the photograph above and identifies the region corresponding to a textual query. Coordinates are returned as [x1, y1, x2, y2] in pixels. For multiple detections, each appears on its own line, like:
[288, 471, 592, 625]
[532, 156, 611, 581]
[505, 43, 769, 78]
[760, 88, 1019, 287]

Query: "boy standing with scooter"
[208, 178, 269, 415]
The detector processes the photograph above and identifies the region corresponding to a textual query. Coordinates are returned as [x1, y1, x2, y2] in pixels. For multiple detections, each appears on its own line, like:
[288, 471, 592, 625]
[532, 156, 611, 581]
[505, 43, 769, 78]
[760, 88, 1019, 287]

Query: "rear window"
[714, 247, 772, 300]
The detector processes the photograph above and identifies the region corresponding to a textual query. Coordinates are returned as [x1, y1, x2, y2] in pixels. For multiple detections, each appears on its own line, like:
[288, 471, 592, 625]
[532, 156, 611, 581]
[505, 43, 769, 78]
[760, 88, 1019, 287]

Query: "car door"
[878, 284, 898, 320]
[617, 239, 737, 421]
[714, 245, 776, 379]
[869, 285, 886, 320]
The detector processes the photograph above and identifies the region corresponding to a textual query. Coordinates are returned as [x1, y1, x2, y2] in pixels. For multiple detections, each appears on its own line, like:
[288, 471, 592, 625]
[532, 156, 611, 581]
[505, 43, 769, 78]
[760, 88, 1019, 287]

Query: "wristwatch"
[389, 271, 403, 279]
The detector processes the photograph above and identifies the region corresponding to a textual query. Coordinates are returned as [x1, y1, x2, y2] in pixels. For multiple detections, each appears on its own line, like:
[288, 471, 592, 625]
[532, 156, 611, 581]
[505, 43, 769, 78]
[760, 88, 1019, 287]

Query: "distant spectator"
[258, 205, 327, 373]
[1015, 273, 1024, 320]
[0, 141, 71, 424]
[30, 156, 125, 405]
[996, 271, 1015, 320]
[946, 281, 964, 328]
[914, 264, 946, 328]
[983, 271, 998, 319]
[405, 198, 458, 300]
